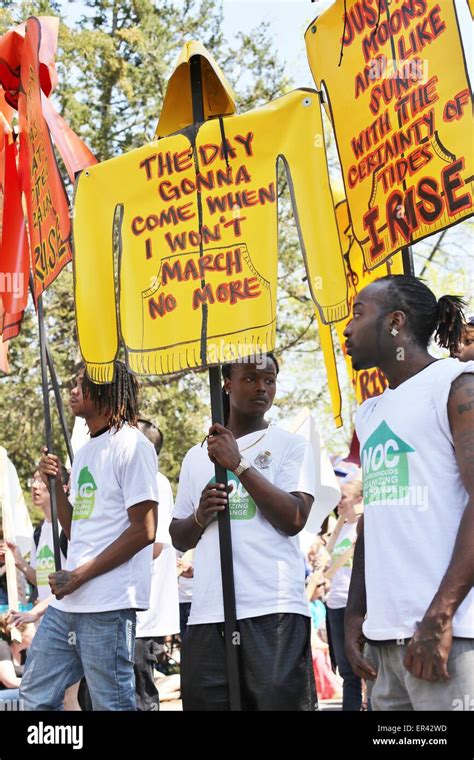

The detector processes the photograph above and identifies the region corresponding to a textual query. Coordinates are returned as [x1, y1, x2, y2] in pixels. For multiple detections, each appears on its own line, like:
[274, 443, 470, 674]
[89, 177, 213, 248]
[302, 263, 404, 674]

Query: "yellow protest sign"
[316, 195, 404, 426]
[73, 43, 347, 381]
[306, 0, 473, 270]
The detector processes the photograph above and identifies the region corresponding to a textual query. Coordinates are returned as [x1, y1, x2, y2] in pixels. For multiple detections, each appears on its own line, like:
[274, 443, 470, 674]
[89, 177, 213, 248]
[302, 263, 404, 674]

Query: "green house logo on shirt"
[333, 537, 353, 567]
[209, 471, 256, 520]
[361, 421, 415, 505]
[36, 545, 55, 586]
[73, 466, 98, 520]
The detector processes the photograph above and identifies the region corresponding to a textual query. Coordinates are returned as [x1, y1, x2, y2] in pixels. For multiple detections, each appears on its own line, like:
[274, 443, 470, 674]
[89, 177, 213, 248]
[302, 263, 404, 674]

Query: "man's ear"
[390, 309, 407, 331]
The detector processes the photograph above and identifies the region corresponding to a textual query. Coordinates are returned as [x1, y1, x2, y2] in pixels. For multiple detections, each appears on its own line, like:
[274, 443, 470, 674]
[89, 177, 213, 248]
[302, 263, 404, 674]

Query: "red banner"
[18, 17, 72, 300]
[0, 134, 29, 314]
[0, 15, 96, 323]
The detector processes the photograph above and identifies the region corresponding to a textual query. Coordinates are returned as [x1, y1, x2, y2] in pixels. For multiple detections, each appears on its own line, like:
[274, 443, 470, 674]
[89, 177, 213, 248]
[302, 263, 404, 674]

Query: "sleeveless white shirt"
[356, 358, 474, 640]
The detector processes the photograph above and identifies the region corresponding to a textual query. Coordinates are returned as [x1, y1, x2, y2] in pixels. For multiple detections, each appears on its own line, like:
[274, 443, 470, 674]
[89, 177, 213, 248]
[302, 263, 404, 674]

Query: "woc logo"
[73, 466, 97, 520]
[35, 546, 55, 586]
[209, 471, 256, 520]
[361, 421, 415, 506]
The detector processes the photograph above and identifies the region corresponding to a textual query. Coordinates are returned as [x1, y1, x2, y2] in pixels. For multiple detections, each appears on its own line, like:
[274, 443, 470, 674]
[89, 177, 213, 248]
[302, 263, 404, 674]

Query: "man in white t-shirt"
[344, 275, 474, 711]
[135, 420, 179, 711]
[170, 353, 318, 711]
[19, 362, 159, 711]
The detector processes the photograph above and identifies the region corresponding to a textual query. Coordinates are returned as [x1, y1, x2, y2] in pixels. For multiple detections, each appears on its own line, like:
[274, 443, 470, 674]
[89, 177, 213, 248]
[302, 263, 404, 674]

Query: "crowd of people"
[0, 274, 472, 712]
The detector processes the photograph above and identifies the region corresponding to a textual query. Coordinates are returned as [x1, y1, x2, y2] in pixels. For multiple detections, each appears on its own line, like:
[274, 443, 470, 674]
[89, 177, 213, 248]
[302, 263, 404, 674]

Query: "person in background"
[325, 470, 364, 711]
[0, 614, 35, 705]
[134, 420, 179, 712]
[0, 526, 27, 608]
[177, 551, 193, 637]
[1, 467, 69, 627]
[452, 314, 474, 362]
[307, 579, 342, 701]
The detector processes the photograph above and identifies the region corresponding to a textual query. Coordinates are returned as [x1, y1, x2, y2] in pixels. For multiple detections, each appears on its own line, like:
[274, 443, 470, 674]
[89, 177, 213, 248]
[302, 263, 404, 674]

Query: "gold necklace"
[239, 431, 267, 453]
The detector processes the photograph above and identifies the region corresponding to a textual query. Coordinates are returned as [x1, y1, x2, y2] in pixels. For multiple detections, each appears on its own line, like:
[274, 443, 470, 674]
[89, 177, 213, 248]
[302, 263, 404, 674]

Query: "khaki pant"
[365, 638, 474, 711]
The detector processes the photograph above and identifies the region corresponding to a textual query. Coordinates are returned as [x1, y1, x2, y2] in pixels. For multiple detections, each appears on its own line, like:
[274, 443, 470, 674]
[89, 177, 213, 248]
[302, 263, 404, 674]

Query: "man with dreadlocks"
[343, 275, 474, 711]
[20, 362, 159, 711]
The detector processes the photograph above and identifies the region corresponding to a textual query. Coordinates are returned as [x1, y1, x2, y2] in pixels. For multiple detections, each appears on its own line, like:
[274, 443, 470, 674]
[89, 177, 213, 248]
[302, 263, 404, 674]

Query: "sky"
[211, 0, 472, 89]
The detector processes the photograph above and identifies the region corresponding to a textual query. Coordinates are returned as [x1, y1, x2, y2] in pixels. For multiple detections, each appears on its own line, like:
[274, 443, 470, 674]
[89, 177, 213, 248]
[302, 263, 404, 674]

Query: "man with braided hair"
[343, 275, 474, 711]
[20, 361, 159, 711]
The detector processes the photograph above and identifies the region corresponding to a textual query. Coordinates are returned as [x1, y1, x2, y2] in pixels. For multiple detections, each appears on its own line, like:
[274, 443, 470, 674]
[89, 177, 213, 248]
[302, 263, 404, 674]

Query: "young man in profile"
[344, 276, 473, 711]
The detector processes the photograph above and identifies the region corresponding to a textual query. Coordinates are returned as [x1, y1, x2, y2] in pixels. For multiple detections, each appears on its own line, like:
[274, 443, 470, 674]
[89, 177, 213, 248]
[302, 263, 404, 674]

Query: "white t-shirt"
[30, 521, 67, 603]
[136, 472, 180, 637]
[356, 358, 474, 640]
[172, 425, 316, 624]
[326, 520, 358, 610]
[178, 574, 193, 604]
[51, 424, 159, 613]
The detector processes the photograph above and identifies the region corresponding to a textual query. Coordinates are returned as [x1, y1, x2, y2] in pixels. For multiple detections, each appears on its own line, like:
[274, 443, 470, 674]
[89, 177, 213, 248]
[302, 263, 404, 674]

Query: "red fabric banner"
[0, 134, 29, 313]
[0, 15, 96, 320]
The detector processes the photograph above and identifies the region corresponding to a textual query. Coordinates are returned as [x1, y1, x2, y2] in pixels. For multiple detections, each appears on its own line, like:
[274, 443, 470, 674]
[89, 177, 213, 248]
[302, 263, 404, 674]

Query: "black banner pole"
[29, 276, 74, 465]
[37, 293, 62, 571]
[190, 54, 242, 711]
[45, 340, 74, 465]
[401, 245, 415, 276]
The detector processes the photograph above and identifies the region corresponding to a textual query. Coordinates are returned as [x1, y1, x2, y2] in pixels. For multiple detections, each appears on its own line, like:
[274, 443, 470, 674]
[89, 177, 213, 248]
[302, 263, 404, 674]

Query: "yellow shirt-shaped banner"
[316, 197, 404, 427]
[73, 45, 348, 381]
[306, 0, 473, 270]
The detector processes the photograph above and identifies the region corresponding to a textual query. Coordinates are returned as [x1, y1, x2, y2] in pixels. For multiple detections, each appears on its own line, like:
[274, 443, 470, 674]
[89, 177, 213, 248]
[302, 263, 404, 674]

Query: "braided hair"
[82, 360, 139, 431]
[375, 275, 466, 354]
[221, 352, 280, 426]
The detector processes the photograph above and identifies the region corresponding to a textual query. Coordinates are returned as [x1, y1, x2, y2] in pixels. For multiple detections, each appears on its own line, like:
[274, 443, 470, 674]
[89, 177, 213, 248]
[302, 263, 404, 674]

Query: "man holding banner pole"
[19, 362, 159, 711]
[344, 274, 474, 710]
[171, 353, 318, 711]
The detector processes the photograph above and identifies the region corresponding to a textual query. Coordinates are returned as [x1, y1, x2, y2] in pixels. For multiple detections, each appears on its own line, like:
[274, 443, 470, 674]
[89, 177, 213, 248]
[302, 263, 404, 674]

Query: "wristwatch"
[233, 457, 251, 478]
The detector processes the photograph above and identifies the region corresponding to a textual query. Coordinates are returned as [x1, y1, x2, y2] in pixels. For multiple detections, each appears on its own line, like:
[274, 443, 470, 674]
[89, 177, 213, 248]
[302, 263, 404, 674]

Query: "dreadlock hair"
[82, 360, 139, 432]
[221, 352, 280, 426]
[375, 275, 466, 355]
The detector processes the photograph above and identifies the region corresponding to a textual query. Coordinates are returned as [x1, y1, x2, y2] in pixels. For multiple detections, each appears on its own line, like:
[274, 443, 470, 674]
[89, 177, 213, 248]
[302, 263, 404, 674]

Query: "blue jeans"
[327, 606, 362, 711]
[20, 605, 137, 711]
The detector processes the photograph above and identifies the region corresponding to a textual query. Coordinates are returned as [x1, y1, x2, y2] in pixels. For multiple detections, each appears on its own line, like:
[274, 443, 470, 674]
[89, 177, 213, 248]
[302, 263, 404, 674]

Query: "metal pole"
[402, 245, 415, 276]
[37, 294, 62, 571]
[29, 275, 74, 465]
[190, 54, 241, 711]
[45, 340, 74, 465]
